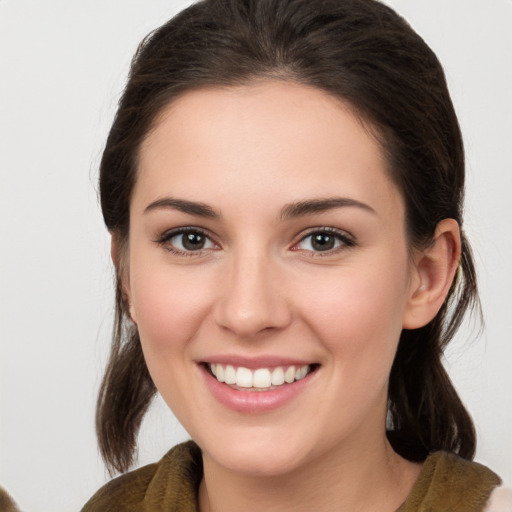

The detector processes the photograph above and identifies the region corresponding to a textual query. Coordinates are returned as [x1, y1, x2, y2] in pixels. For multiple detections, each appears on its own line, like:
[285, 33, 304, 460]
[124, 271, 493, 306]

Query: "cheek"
[128, 262, 218, 419]
[128, 260, 214, 357]
[299, 269, 410, 436]
[296, 257, 411, 375]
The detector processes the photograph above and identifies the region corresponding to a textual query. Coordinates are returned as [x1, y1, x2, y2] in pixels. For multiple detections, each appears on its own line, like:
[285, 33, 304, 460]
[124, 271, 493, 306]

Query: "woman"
[82, 0, 508, 510]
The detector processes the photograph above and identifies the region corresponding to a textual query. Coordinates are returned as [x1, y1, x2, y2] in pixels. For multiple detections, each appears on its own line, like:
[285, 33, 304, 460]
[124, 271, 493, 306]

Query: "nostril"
[214, 293, 293, 337]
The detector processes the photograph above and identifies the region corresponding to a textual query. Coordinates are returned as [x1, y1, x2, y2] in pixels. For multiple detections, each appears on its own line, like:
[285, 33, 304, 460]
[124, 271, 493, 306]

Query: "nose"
[214, 250, 293, 338]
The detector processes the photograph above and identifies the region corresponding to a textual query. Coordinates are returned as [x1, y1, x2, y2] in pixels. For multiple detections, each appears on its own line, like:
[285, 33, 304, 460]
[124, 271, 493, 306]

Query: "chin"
[211, 446, 305, 478]
[195, 424, 321, 478]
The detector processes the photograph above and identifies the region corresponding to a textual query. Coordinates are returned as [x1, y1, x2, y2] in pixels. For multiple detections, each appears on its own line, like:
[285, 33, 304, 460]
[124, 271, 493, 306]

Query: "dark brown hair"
[97, 0, 478, 474]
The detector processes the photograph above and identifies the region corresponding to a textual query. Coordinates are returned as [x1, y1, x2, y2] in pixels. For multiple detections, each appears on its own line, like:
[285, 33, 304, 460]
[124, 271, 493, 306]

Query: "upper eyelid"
[155, 227, 220, 256]
[157, 225, 215, 241]
[154, 225, 355, 249]
[154, 227, 219, 250]
[296, 226, 355, 242]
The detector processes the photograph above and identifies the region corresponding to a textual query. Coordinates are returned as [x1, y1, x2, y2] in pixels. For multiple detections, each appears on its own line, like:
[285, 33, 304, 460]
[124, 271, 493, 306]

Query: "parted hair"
[97, 0, 478, 474]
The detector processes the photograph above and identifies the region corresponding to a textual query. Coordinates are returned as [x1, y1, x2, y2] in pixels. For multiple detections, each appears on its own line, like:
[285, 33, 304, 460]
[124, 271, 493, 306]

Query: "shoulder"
[400, 451, 502, 512]
[81, 441, 202, 512]
[424, 451, 501, 485]
[81, 460, 159, 512]
[0, 486, 21, 512]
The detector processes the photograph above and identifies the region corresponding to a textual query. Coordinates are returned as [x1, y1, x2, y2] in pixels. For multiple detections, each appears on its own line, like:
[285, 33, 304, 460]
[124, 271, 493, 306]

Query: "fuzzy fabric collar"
[82, 442, 501, 512]
[397, 451, 501, 512]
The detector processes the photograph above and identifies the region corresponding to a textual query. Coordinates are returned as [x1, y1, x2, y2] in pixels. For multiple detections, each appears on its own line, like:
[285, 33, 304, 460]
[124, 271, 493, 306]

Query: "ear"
[111, 233, 137, 324]
[402, 219, 461, 329]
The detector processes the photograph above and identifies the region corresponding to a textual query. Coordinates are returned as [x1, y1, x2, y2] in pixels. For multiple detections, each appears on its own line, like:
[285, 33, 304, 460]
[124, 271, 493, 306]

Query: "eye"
[156, 228, 218, 254]
[293, 228, 354, 253]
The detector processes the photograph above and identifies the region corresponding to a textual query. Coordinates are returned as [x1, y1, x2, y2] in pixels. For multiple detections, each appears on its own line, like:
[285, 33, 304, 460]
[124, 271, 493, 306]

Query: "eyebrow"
[280, 197, 376, 219]
[144, 198, 220, 218]
[144, 196, 375, 219]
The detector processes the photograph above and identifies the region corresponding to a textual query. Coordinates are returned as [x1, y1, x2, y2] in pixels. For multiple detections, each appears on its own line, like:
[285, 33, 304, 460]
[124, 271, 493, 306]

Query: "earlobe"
[402, 219, 461, 329]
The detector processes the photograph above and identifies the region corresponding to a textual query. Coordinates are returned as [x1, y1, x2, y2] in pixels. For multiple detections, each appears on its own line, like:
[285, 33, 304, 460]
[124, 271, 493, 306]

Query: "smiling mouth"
[205, 363, 319, 391]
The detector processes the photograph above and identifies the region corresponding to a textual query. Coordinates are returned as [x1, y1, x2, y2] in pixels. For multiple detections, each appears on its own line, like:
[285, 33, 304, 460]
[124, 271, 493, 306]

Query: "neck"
[199, 433, 421, 512]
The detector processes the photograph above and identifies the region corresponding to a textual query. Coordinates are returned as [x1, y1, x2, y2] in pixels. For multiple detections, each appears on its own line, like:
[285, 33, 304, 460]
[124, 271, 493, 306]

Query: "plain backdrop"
[1, 1, 511, 510]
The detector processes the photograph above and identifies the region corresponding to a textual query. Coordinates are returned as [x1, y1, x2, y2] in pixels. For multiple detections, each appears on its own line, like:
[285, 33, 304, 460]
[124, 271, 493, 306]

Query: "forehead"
[135, 81, 402, 219]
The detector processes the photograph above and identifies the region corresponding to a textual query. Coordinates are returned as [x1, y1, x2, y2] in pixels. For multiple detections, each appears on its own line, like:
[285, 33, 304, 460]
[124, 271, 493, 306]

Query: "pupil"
[183, 232, 205, 250]
[312, 233, 334, 251]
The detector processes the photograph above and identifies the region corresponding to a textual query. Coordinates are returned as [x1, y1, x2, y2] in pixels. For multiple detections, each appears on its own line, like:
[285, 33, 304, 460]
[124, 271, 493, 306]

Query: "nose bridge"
[215, 244, 291, 337]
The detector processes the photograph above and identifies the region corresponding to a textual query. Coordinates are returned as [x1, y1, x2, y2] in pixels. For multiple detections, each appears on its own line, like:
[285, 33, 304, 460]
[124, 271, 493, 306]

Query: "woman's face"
[125, 81, 421, 476]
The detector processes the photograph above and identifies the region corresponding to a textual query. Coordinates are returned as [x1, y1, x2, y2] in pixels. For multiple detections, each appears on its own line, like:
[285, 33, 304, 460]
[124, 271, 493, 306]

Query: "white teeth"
[284, 366, 296, 383]
[271, 367, 285, 386]
[215, 364, 225, 383]
[253, 368, 271, 388]
[209, 363, 312, 389]
[224, 365, 236, 385]
[236, 367, 253, 388]
[296, 365, 308, 380]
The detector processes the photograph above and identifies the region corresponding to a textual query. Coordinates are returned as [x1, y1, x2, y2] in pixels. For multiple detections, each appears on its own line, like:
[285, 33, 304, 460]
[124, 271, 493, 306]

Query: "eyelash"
[155, 227, 218, 257]
[292, 227, 356, 257]
[155, 226, 356, 257]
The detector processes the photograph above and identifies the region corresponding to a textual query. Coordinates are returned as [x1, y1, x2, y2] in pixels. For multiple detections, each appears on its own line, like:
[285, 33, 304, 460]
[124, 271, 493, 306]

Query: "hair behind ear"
[387, 230, 479, 461]
[388, 325, 476, 461]
[96, 282, 156, 475]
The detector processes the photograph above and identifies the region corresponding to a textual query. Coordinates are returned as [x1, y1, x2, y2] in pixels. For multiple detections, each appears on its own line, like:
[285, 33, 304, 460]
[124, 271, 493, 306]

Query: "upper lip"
[199, 355, 317, 369]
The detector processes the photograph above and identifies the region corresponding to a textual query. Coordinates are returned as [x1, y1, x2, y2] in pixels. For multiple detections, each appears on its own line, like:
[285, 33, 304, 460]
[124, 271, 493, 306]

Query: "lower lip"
[200, 364, 317, 413]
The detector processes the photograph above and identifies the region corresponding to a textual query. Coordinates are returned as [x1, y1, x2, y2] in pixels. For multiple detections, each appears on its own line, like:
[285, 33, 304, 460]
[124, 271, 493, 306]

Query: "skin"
[120, 81, 460, 512]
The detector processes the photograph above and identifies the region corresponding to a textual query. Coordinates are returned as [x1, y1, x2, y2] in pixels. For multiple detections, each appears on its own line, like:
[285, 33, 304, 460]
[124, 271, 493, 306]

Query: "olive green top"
[82, 441, 501, 512]
[397, 450, 501, 512]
